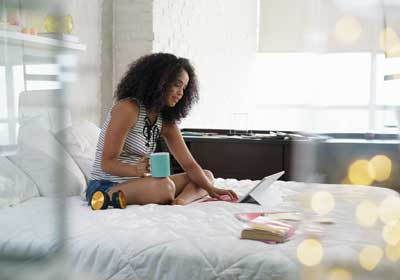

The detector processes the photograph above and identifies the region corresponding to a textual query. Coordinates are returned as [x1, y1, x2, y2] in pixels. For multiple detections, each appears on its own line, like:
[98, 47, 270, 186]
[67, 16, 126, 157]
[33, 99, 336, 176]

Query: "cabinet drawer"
[190, 142, 283, 180]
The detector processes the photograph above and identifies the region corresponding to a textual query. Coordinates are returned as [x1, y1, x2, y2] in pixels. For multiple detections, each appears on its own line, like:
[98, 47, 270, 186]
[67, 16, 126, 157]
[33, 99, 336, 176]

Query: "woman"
[87, 53, 238, 207]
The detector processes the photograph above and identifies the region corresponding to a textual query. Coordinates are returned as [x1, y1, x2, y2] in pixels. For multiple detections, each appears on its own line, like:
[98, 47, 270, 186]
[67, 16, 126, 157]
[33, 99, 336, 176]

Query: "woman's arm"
[161, 123, 238, 200]
[101, 100, 149, 177]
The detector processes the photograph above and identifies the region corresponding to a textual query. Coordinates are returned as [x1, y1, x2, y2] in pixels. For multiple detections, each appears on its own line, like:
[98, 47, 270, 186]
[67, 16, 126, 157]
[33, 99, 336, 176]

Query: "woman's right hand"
[207, 186, 238, 201]
[135, 157, 150, 177]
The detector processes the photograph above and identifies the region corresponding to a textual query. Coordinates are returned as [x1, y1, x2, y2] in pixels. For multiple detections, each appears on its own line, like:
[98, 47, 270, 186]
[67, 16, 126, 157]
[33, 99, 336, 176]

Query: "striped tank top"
[90, 98, 163, 183]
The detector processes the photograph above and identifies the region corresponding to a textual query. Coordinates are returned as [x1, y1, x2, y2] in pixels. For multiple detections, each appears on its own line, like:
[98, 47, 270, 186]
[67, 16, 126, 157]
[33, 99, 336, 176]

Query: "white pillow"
[19, 91, 73, 134]
[7, 120, 87, 198]
[0, 156, 39, 208]
[54, 120, 100, 181]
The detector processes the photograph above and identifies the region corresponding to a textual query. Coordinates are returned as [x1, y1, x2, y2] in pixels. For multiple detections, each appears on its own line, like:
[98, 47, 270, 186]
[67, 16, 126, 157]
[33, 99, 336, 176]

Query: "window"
[255, 0, 400, 133]
[25, 63, 61, 91]
[251, 52, 400, 133]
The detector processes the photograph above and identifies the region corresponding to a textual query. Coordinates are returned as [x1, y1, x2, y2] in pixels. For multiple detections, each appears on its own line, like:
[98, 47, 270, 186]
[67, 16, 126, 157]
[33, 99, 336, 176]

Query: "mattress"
[0, 179, 399, 280]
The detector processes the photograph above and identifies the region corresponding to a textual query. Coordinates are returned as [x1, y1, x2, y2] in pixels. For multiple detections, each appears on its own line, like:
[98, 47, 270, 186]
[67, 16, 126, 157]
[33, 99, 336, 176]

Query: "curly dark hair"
[115, 53, 199, 123]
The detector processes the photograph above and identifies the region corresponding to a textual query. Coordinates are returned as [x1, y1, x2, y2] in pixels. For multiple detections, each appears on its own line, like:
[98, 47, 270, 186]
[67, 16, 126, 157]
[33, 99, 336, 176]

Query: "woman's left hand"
[207, 186, 239, 201]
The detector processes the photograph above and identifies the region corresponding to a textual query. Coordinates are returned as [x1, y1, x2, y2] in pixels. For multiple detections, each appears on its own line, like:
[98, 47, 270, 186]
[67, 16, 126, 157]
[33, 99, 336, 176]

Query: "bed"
[1, 175, 400, 279]
[1, 94, 400, 280]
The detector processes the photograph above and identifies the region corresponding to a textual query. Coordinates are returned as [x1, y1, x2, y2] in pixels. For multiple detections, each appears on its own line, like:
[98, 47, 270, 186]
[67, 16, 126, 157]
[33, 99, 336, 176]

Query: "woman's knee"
[164, 177, 176, 195]
[204, 169, 214, 180]
[155, 177, 176, 204]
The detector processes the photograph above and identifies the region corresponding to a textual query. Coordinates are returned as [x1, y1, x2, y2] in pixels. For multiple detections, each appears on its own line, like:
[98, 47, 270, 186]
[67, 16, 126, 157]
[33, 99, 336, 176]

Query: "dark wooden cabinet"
[189, 141, 283, 180]
[159, 130, 400, 192]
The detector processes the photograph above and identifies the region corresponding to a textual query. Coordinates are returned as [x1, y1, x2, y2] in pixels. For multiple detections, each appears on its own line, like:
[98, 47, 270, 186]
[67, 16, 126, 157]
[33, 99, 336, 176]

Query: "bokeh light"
[341, 177, 351, 185]
[368, 155, 392, 182]
[359, 245, 383, 271]
[379, 196, 400, 224]
[386, 242, 400, 262]
[348, 160, 373, 185]
[299, 266, 324, 280]
[311, 191, 335, 215]
[297, 239, 324, 266]
[379, 27, 400, 57]
[383, 220, 400, 246]
[356, 200, 378, 227]
[328, 268, 352, 280]
[334, 15, 362, 46]
[298, 192, 312, 210]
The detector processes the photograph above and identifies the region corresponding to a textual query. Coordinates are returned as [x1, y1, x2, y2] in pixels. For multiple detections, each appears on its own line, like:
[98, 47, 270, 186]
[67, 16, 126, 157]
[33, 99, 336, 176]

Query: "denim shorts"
[86, 179, 119, 203]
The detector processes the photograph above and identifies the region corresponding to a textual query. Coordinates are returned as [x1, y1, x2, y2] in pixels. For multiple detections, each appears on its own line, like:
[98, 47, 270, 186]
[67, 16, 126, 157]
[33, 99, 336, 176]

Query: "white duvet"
[0, 179, 399, 280]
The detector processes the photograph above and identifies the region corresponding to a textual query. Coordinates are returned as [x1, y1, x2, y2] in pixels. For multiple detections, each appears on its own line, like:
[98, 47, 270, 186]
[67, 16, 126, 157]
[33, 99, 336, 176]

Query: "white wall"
[77, 0, 258, 130]
[45, 0, 153, 126]
[153, 0, 258, 129]
[69, 0, 154, 126]
[113, 0, 154, 88]
[100, 0, 114, 124]
[68, 0, 103, 126]
[15, 0, 105, 126]
[71, 0, 154, 126]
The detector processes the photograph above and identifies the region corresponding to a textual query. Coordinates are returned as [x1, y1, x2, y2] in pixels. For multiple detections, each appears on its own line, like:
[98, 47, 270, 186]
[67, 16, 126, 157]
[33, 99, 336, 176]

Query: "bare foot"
[171, 198, 186, 205]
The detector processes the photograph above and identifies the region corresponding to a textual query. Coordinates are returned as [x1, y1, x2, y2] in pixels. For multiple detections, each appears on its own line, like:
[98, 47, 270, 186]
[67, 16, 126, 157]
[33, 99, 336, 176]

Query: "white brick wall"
[152, 0, 258, 129]
[113, 0, 154, 88]
[110, 0, 258, 130]
[66, 0, 104, 125]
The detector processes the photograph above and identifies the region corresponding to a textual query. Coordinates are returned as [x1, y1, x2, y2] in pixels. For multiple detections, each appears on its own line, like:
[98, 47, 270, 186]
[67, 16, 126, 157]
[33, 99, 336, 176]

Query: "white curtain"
[258, 0, 399, 55]
[382, 0, 400, 58]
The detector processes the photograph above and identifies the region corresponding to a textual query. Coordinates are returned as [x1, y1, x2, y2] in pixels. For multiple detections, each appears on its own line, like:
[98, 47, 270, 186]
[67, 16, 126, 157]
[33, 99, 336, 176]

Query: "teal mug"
[150, 152, 171, 178]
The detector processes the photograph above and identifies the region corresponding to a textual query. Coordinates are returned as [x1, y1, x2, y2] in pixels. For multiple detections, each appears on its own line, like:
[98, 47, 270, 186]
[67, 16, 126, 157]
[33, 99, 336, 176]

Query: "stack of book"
[235, 212, 297, 243]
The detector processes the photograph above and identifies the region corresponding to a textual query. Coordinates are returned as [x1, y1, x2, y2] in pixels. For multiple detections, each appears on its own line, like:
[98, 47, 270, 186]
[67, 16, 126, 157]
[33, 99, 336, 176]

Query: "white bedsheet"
[0, 179, 399, 280]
